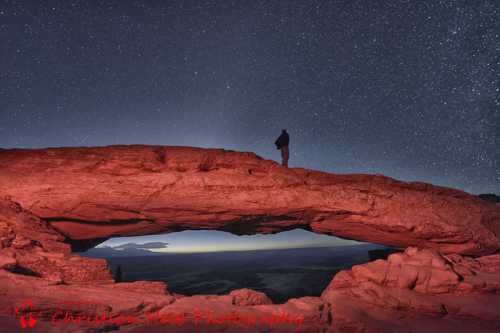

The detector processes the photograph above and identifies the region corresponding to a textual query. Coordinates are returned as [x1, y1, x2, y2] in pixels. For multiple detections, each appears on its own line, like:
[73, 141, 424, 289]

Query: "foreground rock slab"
[1, 145, 499, 255]
[322, 247, 500, 333]
[1, 246, 499, 333]
[0, 269, 331, 333]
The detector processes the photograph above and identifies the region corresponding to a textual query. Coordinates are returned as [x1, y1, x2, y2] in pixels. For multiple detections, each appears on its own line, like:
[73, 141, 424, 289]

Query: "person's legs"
[281, 145, 289, 167]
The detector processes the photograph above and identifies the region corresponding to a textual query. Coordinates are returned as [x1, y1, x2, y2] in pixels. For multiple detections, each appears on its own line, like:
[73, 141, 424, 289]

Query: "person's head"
[282, 129, 287, 133]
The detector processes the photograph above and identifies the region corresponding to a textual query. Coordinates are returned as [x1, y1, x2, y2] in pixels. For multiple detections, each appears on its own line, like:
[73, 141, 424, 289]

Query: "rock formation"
[0, 145, 499, 333]
[0, 145, 498, 255]
[322, 247, 500, 333]
[0, 198, 111, 284]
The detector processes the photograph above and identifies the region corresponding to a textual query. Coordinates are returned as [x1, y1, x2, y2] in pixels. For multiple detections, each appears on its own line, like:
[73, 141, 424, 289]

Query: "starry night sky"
[1, 0, 498, 252]
[1, 0, 499, 195]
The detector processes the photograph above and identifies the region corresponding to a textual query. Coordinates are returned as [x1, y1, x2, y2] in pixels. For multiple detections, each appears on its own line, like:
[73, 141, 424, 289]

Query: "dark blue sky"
[0, 0, 500, 201]
[2, 0, 498, 195]
[1, 0, 498, 194]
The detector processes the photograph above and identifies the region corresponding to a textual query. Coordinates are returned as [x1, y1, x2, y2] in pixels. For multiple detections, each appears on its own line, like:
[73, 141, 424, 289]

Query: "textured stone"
[229, 288, 273, 306]
[0, 252, 16, 269]
[0, 145, 499, 255]
[321, 247, 500, 332]
[1, 145, 500, 333]
[0, 198, 112, 283]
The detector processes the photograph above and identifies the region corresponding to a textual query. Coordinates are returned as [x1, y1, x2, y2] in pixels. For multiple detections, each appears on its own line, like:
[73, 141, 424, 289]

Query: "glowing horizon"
[96, 229, 363, 254]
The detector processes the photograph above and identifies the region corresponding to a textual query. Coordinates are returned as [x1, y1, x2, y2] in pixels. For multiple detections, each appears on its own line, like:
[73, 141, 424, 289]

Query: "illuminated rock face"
[322, 247, 500, 332]
[1, 198, 500, 333]
[0, 199, 112, 284]
[1, 145, 500, 333]
[0, 145, 499, 255]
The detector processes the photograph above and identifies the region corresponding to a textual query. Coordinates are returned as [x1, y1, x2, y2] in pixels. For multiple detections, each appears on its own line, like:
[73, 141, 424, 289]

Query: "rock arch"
[0, 145, 498, 255]
[1, 145, 499, 333]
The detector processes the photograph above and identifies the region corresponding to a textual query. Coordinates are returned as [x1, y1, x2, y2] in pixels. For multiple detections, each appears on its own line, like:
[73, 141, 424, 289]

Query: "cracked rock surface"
[0, 145, 498, 255]
[0, 145, 499, 333]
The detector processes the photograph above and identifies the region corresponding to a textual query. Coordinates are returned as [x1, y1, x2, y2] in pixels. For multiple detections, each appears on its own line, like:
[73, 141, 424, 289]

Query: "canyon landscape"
[0, 145, 499, 333]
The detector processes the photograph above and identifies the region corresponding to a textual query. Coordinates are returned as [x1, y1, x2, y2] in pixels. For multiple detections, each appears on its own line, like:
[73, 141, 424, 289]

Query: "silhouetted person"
[275, 129, 289, 167]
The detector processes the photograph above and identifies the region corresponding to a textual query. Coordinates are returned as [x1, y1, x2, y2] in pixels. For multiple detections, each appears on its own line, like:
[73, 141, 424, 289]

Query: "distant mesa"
[113, 241, 169, 251]
[478, 193, 500, 203]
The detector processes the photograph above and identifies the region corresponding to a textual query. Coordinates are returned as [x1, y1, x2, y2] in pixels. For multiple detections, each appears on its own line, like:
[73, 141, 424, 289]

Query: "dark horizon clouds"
[113, 242, 170, 250]
[1, 0, 499, 194]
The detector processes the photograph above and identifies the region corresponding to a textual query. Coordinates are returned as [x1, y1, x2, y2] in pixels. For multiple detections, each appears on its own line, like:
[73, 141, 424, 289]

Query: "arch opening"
[79, 229, 397, 304]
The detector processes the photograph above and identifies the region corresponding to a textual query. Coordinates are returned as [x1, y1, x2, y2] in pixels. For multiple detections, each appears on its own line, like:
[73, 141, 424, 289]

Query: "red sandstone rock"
[0, 252, 16, 269]
[0, 145, 498, 255]
[321, 247, 500, 332]
[0, 269, 327, 333]
[1, 145, 500, 333]
[229, 288, 273, 306]
[0, 198, 112, 283]
[2, 244, 499, 333]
